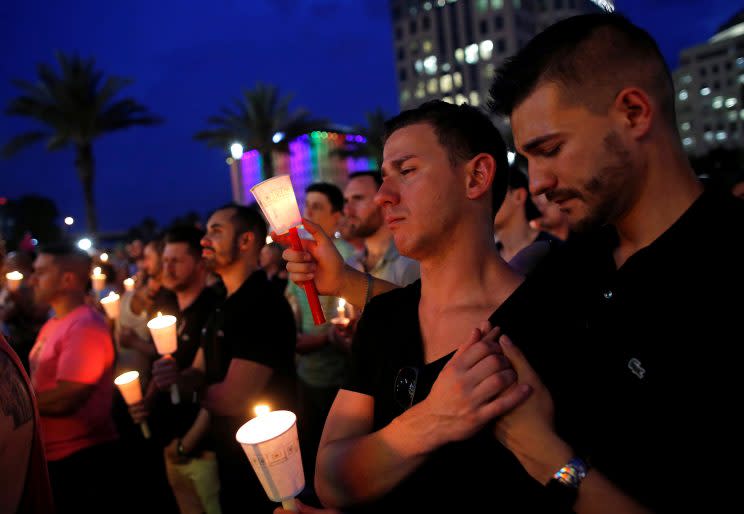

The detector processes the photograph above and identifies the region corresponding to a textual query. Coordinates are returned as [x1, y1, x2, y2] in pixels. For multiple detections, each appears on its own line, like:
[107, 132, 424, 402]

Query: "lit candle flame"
[93, 267, 102, 275]
[157, 311, 162, 318]
[254, 404, 270, 417]
[338, 298, 346, 309]
[100, 253, 109, 262]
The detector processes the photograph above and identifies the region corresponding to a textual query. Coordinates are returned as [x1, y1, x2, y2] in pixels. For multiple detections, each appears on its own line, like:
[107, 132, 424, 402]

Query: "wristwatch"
[545, 457, 589, 508]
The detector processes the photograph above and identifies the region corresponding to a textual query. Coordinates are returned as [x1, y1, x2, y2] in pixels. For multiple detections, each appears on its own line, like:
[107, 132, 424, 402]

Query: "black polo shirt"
[531, 188, 744, 512]
[148, 285, 220, 447]
[201, 269, 297, 510]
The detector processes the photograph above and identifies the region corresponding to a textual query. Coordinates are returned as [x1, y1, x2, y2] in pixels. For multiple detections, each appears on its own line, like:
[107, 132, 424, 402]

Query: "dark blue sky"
[0, 0, 738, 233]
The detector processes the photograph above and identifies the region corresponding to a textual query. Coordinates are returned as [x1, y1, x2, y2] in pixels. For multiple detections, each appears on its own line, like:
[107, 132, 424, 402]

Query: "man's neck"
[175, 279, 207, 312]
[263, 264, 280, 279]
[613, 145, 703, 268]
[363, 226, 394, 270]
[419, 216, 523, 311]
[51, 292, 86, 318]
[495, 216, 539, 262]
[219, 260, 259, 297]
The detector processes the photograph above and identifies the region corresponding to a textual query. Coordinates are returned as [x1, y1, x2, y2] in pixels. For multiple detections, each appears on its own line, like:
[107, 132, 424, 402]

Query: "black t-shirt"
[345, 280, 572, 514]
[201, 269, 297, 503]
[528, 188, 744, 512]
[148, 286, 220, 447]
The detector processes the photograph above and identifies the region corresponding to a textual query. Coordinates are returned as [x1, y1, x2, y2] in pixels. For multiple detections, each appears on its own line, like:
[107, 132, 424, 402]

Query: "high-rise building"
[389, 0, 602, 113]
[674, 10, 744, 156]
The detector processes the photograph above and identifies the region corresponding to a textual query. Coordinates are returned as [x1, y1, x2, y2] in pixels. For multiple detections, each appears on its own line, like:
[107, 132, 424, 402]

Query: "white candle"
[332, 298, 350, 327]
[147, 313, 180, 404]
[114, 371, 151, 439]
[123, 277, 135, 292]
[236, 408, 305, 511]
[91, 266, 106, 292]
[100, 292, 121, 319]
[100, 252, 109, 263]
[6, 271, 23, 292]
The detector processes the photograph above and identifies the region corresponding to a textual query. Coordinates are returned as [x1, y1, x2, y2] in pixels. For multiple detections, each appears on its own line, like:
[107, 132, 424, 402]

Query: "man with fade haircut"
[486, 12, 744, 513]
[294, 100, 577, 513]
[152, 204, 297, 514]
[27, 242, 121, 513]
[283, 13, 744, 514]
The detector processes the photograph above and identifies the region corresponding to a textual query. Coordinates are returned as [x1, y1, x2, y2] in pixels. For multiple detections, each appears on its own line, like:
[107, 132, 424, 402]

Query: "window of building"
[441, 62, 452, 72]
[704, 131, 714, 142]
[424, 56, 438, 75]
[480, 40, 494, 60]
[409, 20, 417, 34]
[456, 93, 468, 105]
[681, 74, 692, 84]
[681, 121, 691, 131]
[513, 0, 521, 8]
[423, 40, 433, 52]
[726, 98, 738, 108]
[728, 111, 738, 122]
[465, 44, 479, 64]
[398, 47, 405, 61]
[399, 69, 407, 82]
[443, 96, 454, 104]
[497, 39, 506, 53]
[415, 60, 424, 74]
[491, 0, 504, 8]
[455, 48, 465, 63]
[700, 86, 711, 96]
[726, 62, 732, 71]
[400, 89, 411, 103]
[424, 2, 433, 11]
[395, 27, 403, 39]
[713, 80, 720, 89]
[415, 82, 426, 99]
[453, 72, 463, 88]
[712, 64, 719, 73]
[477, 0, 488, 11]
[423, 16, 431, 31]
[480, 20, 488, 34]
[737, 57, 744, 68]
[554, 0, 563, 7]
[392, 7, 401, 20]
[427, 78, 438, 94]
[678, 90, 688, 101]
[469, 91, 480, 106]
[483, 63, 496, 80]
[699, 67, 707, 77]
[682, 137, 694, 147]
[715, 131, 727, 141]
[494, 15, 503, 29]
[441, 74, 453, 92]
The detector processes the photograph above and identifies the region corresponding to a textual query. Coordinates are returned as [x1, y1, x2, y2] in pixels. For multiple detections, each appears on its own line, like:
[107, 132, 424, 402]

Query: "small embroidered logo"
[628, 358, 645, 379]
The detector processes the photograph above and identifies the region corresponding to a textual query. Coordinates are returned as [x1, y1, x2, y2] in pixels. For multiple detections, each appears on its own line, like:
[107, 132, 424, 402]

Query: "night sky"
[0, 0, 738, 234]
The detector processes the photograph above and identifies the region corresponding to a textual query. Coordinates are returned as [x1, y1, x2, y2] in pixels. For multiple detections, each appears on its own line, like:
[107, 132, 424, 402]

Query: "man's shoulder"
[363, 279, 420, 321]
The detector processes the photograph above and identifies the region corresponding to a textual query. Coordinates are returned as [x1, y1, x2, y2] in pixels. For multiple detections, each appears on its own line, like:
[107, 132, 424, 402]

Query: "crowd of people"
[2, 13, 743, 514]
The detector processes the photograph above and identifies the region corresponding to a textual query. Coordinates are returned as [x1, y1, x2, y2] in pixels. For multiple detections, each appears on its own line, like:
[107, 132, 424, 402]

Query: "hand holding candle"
[236, 405, 305, 512]
[91, 267, 106, 292]
[114, 371, 151, 439]
[251, 175, 325, 325]
[100, 292, 121, 319]
[147, 312, 180, 404]
[5, 271, 23, 292]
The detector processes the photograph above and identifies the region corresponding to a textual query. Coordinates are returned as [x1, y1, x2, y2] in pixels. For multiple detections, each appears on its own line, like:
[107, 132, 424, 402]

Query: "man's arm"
[280, 219, 398, 306]
[495, 336, 653, 514]
[316, 327, 527, 508]
[37, 380, 95, 416]
[203, 358, 272, 418]
[151, 347, 206, 394]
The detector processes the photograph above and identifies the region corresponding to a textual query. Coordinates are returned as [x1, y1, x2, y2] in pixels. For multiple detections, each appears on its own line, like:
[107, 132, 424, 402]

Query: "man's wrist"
[513, 433, 574, 485]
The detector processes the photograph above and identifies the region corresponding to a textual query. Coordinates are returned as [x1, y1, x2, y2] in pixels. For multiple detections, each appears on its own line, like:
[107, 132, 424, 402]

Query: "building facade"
[674, 10, 744, 156]
[390, 0, 603, 112]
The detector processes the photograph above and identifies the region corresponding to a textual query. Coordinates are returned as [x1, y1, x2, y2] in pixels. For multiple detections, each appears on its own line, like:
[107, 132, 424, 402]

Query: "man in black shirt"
[154, 205, 297, 514]
[286, 13, 744, 514]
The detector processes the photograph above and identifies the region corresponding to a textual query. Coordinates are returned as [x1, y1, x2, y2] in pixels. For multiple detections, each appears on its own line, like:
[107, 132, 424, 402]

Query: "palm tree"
[331, 107, 387, 167]
[2, 52, 161, 233]
[195, 83, 325, 179]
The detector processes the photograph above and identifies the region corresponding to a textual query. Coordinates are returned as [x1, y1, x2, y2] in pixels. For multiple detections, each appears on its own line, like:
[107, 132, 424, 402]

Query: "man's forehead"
[305, 191, 330, 204]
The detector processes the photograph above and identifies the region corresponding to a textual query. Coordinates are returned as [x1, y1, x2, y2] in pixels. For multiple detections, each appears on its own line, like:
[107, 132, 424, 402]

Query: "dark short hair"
[383, 100, 509, 216]
[348, 170, 383, 188]
[506, 166, 541, 221]
[144, 237, 165, 256]
[306, 182, 345, 213]
[211, 203, 267, 246]
[164, 226, 205, 259]
[38, 242, 92, 282]
[489, 13, 676, 127]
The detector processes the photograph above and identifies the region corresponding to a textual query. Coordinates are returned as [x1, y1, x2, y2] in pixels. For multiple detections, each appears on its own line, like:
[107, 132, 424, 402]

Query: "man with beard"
[284, 13, 744, 513]
[133, 226, 222, 514]
[343, 171, 419, 287]
[153, 204, 296, 514]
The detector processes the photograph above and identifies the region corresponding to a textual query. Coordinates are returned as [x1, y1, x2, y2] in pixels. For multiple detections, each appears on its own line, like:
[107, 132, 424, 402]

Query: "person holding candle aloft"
[26, 242, 123, 514]
[152, 204, 297, 514]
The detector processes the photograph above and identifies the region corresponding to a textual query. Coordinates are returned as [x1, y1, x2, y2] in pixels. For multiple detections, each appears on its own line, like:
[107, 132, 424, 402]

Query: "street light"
[64, 217, 74, 226]
[77, 238, 92, 251]
[230, 142, 244, 160]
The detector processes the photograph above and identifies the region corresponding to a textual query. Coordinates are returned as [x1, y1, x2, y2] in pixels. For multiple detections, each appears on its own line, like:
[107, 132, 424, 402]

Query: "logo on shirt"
[628, 358, 646, 379]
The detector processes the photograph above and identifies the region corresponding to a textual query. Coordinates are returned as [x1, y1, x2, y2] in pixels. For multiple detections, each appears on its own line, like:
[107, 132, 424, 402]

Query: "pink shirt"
[29, 304, 117, 461]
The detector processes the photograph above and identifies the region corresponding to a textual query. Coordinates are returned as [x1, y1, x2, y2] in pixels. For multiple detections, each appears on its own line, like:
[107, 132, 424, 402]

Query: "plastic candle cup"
[100, 292, 121, 319]
[147, 313, 180, 404]
[91, 267, 107, 292]
[5, 271, 23, 292]
[114, 371, 151, 439]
